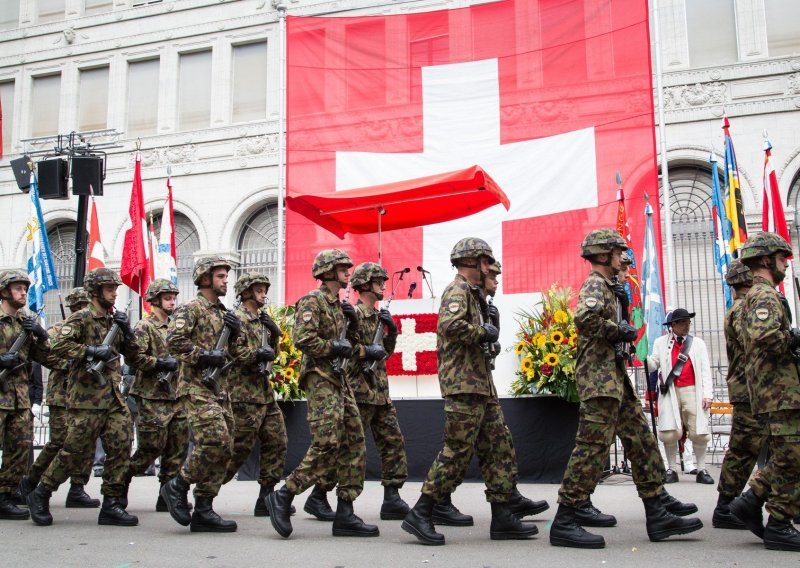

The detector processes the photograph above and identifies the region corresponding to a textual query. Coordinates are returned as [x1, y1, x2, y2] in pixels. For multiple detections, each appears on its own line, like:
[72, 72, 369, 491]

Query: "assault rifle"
[0, 306, 46, 389]
[87, 300, 132, 387]
[202, 322, 231, 397]
[331, 285, 352, 379]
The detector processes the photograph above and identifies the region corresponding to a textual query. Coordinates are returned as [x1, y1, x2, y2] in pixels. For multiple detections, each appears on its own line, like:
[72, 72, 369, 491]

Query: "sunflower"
[568, 335, 577, 347]
[514, 341, 526, 355]
[550, 331, 565, 344]
[520, 356, 533, 372]
[544, 352, 559, 366]
[553, 310, 569, 324]
[283, 367, 296, 380]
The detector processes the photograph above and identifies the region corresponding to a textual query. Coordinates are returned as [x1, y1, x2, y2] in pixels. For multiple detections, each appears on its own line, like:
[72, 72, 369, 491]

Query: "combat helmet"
[620, 251, 633, 266]
[487, 260, 502, 275]
[350, 262, 388, 289]
[0, 269, 31, 292]
[450, 238, 495, 266]
[235, 272, 271, 297]
[312, 249, 353, 279]
[64, 287, 90, 308]
[580, 229, 627, 259]
[725, 259, 753, 287]
[740, 232, 793, 261]
[145, 278, 180, 303]
[83, 267, 123, 294]
[192, 256, 232, 285]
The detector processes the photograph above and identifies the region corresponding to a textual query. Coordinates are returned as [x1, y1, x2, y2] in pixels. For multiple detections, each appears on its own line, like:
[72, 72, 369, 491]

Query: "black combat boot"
[401, 494, 445, 546]
[431, 494, 473, 526]
[712, 493, 746, 530]
[18, 476, 35, 500]
[190, 496, 237, 532]
[729, 489, 765, 538]
[304, 485, 336, 521]
[642, 495, 703, 541]
[98, 497, 138, 526]
[332, 498, 380, 537]
[156, 486, 168, 512]
[160, 475, 192, 526]
[490, 502, 539, 540]
[380, 485, 411, 520]
[267, 486, 295, 538]
[660, 490, 698, 516]
[7, 488, 26, 507]
[550, 503, 605, 548]
[66, 484, 100, 508]
[764, 515, 800, 551]
[27, 484, 53, 526]
[0, 492, 30, 520]
[573, 500, 617, 527]
[254, 484, 272, 517]
[508, 485, 549, 519]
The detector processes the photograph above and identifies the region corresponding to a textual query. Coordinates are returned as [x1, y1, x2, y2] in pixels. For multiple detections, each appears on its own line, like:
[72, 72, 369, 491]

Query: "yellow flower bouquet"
[266, 304, 305, 400]
[510, 285, 579, 403]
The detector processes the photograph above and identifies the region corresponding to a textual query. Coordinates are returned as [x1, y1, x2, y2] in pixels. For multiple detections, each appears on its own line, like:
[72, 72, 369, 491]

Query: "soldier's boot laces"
[549, 503, 605, 549]
[380, 485, 410, 520]
[98, 497, 138, 526]
[508, 485, 549, 519]
[401, 494, 445, 546]
[729, 489, 766, 539]
[431, 494, 473, 526]
[490, 502, 538, 540]
[764, 515, 800, 551]
[573, 500, 617, 527]
[160, 475, 192, 526]
[190, 496, 237, 533]
[643, 495, 702, 542]
[0, 492, 30, 520]
[267, 486, 295, 538]
[660, 490, 698, 517]
[332, 498, 379, 537]
[66, 484, 100, 508]
[712, 493, 746, 530]
[27, 484, 53, 526]
[304, 485, 336, 521]
[156, 481, 192, 512]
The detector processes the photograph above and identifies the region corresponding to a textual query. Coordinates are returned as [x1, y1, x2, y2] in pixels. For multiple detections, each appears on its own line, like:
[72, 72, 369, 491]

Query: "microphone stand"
[419, 269, 435, 299]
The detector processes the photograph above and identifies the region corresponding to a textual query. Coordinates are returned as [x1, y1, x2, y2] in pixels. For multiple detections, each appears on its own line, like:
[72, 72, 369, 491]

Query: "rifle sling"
[660, 335, 693, 394]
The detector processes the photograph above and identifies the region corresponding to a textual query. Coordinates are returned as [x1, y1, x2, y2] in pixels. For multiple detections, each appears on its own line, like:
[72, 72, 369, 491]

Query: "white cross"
[393, 316, 437, 372]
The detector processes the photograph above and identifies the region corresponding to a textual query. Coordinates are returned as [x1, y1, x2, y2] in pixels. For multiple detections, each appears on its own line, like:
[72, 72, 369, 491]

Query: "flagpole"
[651, 0, 677, 307]
[275, 0, 288, 306]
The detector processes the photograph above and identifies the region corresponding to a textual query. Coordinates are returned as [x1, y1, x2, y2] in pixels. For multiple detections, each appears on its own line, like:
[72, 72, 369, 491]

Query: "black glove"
[486, 304, 500, 328]
[363, 344, 387, 361]
[493, 341, 502, 354]
[341, 302, 358, 332]
[256, 346, 277, 363]
[618, 321, 638, 343]
[481, 322, 500, 343]
[0, 352, 20, 369]
[223, 311, 241, 340]
[378, 308, 398, 334]
[22, 317, 49, 342]
[331, 339, 353, 358]
[154, 356, 178, 373]
[86, 344, 113, 362]
[112, 311, 133, 338]
[613, 282, 629, 310]
[259, 312, 281, 339]
[789, 328, 800, 349]
[198, 349, 225, 368]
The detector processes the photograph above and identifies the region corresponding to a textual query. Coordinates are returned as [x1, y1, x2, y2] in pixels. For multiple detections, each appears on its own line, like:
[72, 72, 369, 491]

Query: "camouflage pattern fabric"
[358, 403, 408, 487]
[723, 297, 750, 403]
[228, 304, 275, 405]
[131, 315, 179, 401]
[347, 301, 396, 405]
[42, 323, 71, 407]
[180, 396, 234, 498]
[717, 402, 768, 499]
[0, 308, 50, 411]
[129, 397, 188, 484]
[224, 400, 287, 487]
[27, 405, 91, 486]
[748, 409, 800, 521]
[0, 408, 33, 493]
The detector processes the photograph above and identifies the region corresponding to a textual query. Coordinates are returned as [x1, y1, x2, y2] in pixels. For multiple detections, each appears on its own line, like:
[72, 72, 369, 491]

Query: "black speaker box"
[38, 158, 69, 200]
[10, 156, 32, 191]
[71, 156, 104, 196]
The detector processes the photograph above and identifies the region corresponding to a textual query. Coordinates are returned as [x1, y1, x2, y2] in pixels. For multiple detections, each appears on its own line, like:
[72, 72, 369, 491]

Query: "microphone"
[394, 267, 411, 275]
[416, 266, 431, 274]
[418, 266, 435, 299]
[407, 282, 417, 298]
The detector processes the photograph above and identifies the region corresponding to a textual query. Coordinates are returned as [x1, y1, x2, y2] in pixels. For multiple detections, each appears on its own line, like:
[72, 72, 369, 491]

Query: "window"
[31, 74, 61, 138]
[84, 0, 112, 15]
[78, 66, 109, 131]
[237, 204, 279, 303]
[0, 2, 20, 30]
[766, 0, 800, 57]
[127, 58, 159, 136]
[178, 50, 212, 131]
[38, 0, 65, 24]
[43, 222, 76, 326]
[151, 212, 200, 303]
[686, 0, 738, 68]
[1, 81, 14, 156]
[232, 41, 268, 123]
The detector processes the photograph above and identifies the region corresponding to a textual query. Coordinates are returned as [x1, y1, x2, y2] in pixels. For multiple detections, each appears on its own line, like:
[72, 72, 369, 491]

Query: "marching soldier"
[347, 262, 410, 520]
[126, 279, 187, 511]
[0, 270, 50, 521]
[27, 268, 139, 527]
[20, 288, 99, 510]
[160, 257, 241, 533]
[402, 238, 538, 546]
[730, 232, 800, 551]
[222, 272, 289, 518]
[267, 249, 378, 538]
[549, 229, 701, 548]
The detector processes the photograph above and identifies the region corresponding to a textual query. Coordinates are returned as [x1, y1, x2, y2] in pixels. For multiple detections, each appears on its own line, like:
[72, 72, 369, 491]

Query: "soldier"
[267, 249, 378, 538]
[730, 232, 800, 551]
[20, 288, 99, 510]
[347, 262, 410, 520]
[26, 268, 139, 527]
[549, 229, 702, 548]
[0, 270, 50, 521]
[125, 279, 187, 512]
[222, 272, 289, 518]
[402, 238, 538, 546]
[159, 257, 242, 533]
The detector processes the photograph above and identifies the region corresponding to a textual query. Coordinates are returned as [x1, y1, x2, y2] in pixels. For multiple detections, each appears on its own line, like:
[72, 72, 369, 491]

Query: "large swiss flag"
[285, 0, 661, 303]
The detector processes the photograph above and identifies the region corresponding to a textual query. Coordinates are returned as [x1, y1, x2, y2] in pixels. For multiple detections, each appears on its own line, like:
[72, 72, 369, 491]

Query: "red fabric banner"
[120, 153, 151, 309]
[87, 199, 105, 271]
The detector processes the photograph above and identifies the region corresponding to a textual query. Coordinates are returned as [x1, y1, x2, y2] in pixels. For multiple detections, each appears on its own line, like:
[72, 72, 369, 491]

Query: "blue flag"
[710, 152, 733, 309]
[640, 202, 665, 359]
[26, 174, 59, 321]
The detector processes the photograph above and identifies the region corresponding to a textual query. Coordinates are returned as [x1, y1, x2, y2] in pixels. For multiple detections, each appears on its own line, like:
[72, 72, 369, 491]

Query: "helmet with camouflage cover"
[725, 259, 753, 287]
[0, 269, 31, 292]
[487, 260, 502, 275]
[580, 229, 627, 259]
[450, 238, 495, 266]
[234, 271, 271, 297]
[312, 249, 353, 279]
[620, 251, 633, 266]
[740, 231, 793, 261]
[145, 278, 180, 302]
[350, 262, 388, 289]
[83, 267, 123, 295]
[192, 256, 232, 285]
[65, 287, 90, 308]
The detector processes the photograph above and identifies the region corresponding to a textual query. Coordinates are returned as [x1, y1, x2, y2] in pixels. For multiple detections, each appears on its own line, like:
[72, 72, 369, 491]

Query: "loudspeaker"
[10, 156, 32, 192]
[38, 158, 69, 200]
[71, 156, 104, 196]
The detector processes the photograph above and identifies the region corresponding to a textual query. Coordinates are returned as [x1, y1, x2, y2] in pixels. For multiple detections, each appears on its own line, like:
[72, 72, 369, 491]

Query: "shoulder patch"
[174, 318, 187, 330]
[301, 310, 313, 323]
[448, 301, 461, 314]
[585, 297, 598, 308]
[60, 324, 73, 335]
[755, 308, 769, 321]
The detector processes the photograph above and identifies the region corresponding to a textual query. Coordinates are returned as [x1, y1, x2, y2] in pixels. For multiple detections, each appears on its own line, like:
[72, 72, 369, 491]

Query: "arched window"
[43, 222, 76, 324]
[237, 204, 279, 302]
[151, 212, 200, 303]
